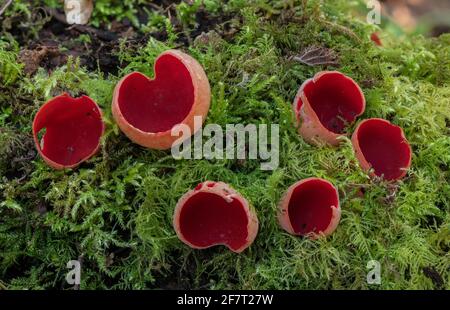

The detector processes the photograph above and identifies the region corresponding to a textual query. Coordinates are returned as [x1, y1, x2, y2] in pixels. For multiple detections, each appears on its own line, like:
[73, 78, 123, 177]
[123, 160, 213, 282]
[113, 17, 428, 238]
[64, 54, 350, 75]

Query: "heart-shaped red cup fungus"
[293, 71, 366, 146]
[278, 178, 341, 239]
[32, 93, 104, 170]
[352, 118, 412, 181]
[173, 181, 259, 253]
[112, 49, 211, 150]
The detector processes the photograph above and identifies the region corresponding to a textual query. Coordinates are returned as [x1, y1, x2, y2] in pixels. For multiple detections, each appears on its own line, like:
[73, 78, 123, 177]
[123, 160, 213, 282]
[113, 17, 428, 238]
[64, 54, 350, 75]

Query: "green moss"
[0, 0, 449, 290]
[0, 40, 22, 86]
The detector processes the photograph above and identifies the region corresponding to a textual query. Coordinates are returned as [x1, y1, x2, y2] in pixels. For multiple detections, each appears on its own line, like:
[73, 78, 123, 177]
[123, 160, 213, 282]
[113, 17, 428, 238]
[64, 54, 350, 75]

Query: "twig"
[0, 280, 7, 290]
[0, 0, 13, 17]
[291, 46, 339, 67]
[147, 2, 163, 12]
[301, 0, 308, 14]
[320, 18, 362, 43]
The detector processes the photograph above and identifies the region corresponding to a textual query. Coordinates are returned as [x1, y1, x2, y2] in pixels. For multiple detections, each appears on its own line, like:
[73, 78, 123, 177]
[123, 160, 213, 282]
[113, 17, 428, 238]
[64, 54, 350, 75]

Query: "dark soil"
[8, 2, 238, 78]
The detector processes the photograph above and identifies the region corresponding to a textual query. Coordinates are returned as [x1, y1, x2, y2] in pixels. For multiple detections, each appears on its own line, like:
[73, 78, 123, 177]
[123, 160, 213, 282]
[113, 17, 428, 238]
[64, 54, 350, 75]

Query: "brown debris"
[18, 46, 61, 76]
[0, 0, 12, 16]
[292, 46, 339, 67]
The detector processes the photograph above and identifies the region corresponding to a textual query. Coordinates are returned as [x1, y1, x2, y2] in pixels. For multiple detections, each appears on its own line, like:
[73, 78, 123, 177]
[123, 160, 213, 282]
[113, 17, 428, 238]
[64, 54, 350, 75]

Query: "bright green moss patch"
[0, 0, 449, 289]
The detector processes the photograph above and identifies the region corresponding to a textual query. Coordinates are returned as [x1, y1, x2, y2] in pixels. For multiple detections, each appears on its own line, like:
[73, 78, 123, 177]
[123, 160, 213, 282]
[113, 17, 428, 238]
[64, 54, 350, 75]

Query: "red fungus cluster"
[173, 182, 258, 253]
[293, 70, 412, 182]
[31, 46, 413, 253]
[282, 67, 412, 240]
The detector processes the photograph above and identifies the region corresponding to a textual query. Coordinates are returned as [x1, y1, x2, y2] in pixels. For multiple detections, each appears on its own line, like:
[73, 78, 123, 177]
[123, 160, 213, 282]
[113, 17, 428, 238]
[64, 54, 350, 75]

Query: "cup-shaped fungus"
[278, 178, 341, 239]
[112, 49, 211, 150]
[32, 93, 104, 170]
[352, 118, 412, 181]
[293, 71, 366, 146]
[370, 32, 383, 46]
[173, 181, 259, 253]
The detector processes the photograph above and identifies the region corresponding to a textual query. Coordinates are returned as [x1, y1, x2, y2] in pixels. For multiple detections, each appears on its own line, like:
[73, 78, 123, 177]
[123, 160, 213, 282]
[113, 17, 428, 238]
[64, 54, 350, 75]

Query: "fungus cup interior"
[297, 72, 364, 134]
[355, 119, 411, 180]
[117, 54, 195, 133]
[287, 179, 338, 235]
[178, 190, 249, 251]
[33, 95, 103, 167]
[371, 32, 383, 46]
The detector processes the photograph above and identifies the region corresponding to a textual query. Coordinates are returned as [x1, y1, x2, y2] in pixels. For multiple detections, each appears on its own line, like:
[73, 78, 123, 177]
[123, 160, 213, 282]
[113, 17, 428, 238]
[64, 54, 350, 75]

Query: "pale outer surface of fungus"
[64, 0, 94, 25]
[351, 118, 412, 181]
[293, 71, 366, 146]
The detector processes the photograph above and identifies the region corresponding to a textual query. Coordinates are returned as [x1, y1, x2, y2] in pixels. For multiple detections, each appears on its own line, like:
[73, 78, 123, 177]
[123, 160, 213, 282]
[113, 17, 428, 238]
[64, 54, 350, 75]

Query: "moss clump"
[0, 0, 449, 289]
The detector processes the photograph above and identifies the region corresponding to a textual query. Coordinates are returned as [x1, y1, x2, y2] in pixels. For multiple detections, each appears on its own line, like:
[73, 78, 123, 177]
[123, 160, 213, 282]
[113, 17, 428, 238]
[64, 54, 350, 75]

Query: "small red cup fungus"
[370, 32, 383, 46]
[173, 181, 259, 253]
[293, 71, 366, 146]
[32, 93, 104, 170]
[112, 49, 211, 150]
[351, 118, 412, 181]
[278, 178, 341, 239]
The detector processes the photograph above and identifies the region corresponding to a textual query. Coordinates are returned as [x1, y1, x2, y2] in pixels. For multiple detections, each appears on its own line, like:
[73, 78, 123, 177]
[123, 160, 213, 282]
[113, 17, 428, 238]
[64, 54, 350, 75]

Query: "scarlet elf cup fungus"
[173, 182, 259, 253]
[32, 93, 104, 170]
[352, 118, 412, 181]
[278, 178, 341, 239]
[293, 71, 366, 146]
[112, 49, 211, 150]
[370, 32, 383, 47]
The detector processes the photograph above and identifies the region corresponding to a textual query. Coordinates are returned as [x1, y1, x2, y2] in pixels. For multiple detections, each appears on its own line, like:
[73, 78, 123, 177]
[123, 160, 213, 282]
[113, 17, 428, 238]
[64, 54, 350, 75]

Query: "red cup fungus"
[112, 49, 211, 150]
[293, 71, 366, 146]
[32, 93, 104, 170]
[278, 178, 341, 239]
[173, 181, 259, 253]
[370, 32, 383, 46]
[351, 118, 412, 181]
